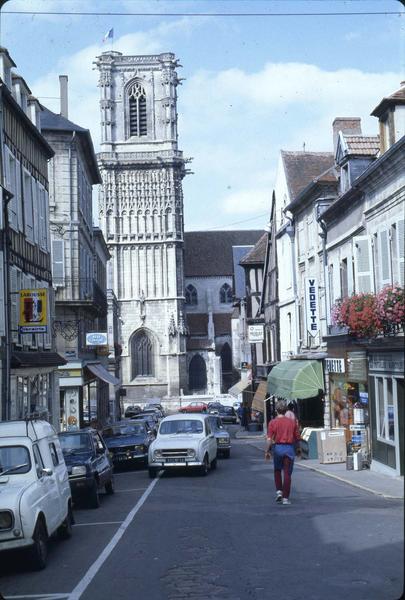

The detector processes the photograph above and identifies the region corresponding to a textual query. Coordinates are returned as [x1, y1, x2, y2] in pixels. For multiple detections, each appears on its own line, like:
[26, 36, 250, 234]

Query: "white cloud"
[222, 188, 271, 215]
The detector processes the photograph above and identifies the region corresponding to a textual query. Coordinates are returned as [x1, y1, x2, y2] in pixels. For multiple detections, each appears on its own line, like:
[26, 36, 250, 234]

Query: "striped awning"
[228, 379, 251, 397]
[251, 381, 268, 413]
[267, 360, 324, 401]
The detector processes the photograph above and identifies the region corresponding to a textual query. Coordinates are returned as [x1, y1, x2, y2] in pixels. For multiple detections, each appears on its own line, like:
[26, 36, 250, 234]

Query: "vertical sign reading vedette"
[305, 277, 319, 338]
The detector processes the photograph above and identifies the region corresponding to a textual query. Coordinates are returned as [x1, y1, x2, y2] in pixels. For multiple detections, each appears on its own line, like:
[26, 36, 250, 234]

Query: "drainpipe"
[283, 211, 300, 356]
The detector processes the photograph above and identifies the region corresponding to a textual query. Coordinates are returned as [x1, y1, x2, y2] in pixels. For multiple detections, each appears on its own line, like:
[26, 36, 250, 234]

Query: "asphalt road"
[0, 432, 403, 600]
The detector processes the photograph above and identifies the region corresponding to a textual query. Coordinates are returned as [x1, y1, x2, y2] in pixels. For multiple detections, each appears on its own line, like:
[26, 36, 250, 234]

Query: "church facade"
[95, 51, 189, 402]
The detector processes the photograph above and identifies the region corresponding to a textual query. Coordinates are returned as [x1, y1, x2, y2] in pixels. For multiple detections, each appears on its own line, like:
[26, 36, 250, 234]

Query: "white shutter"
[4, 148, 18, 230]
[16, 159, 23, 232]
[353, 236, 374, 293]
[37, 183, 46, 250]
[23, 170, 34, 241]
[32, 179, 39, 244]
[0, 255, 4, 336]
[396, 219, 404, 286]
[44, 189, 51, 251]
[52, 239, 65, 286]
[10, 267, 19, 343]
[378, 229, 392, 287]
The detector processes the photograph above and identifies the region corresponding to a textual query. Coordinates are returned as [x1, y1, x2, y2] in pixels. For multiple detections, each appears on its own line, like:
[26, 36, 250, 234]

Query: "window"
[185, 284, 198, 305]
[375, 376, 396, 444]
[353, 236, 374, 293]
[23, 170, 34, 241]
[340, 258, 348, 299]
[32, 444, 44, 478]
[52, 240, 64, 286]
[189, 354, 207, 391]
[128, 81, 147, 137]
[391, 220, 404, 286]
[49, 443, 59, 467]
[219, 283, 233, 304]
[131, 331, 154, 378]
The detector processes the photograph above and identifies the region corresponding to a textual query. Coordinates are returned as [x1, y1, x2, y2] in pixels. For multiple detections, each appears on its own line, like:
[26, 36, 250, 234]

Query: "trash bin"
[346, 455, 354, 470]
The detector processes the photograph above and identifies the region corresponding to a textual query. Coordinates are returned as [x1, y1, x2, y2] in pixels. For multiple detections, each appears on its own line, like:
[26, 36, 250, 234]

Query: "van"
[0, 419, 73, 569]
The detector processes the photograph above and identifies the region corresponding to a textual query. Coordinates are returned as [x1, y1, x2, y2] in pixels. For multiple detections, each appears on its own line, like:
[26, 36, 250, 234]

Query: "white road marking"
[67, 477, 159, 600]
[3, 595, 69, 599]
[114, 487, 148, 493]
[73, 521, 123, 527]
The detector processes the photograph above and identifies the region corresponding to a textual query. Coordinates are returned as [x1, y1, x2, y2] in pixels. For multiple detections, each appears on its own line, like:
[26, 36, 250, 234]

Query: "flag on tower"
[103, 28, 114, 43]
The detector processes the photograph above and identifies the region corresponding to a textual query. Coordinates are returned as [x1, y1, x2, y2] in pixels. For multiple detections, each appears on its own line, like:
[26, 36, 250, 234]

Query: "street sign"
[86, 332, 108, 346]
[19, 288, 48, 333]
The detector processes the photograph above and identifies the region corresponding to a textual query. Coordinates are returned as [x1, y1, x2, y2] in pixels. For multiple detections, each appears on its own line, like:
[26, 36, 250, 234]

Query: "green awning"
[267, 360, 324, 400]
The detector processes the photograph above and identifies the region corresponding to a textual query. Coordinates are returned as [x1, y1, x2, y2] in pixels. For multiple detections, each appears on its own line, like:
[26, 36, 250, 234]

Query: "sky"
[0, 0, 403, 232]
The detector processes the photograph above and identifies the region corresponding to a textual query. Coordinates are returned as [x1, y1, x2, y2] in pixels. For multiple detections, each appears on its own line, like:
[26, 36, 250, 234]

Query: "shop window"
[375, 376, 396, 444]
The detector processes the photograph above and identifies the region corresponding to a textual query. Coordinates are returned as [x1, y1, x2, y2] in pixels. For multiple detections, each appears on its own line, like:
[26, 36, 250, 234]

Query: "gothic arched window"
[131, 331, 154, 379]
[128, 81, 147, 137]
[185, 284, 198, 306]
[219, 283, 233, 304]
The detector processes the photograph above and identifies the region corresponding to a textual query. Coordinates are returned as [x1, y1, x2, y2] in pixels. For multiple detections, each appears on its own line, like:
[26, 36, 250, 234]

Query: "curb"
[246, 441, 403, 500]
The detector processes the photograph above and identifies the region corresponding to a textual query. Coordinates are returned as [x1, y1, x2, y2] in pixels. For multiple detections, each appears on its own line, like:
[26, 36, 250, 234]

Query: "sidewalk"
[242, 436, 404, 500]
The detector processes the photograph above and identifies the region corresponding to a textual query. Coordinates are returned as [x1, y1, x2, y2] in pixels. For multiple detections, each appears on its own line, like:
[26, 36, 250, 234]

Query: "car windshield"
[0, 446, 31, 475]
[59, 433, 92, 453]
[160, 420, 203, 435]
[103, 424, 143, 437]
[219, 406, 234, 414]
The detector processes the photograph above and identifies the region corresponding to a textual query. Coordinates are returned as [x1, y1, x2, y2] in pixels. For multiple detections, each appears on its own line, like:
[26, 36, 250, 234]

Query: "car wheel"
[58, 503, 74, 540]
[148, 467, 158, 479]
[223, 449, 230, 459]
[211, 457, 217, 470]
[105, 477, 115, 495]
[199, 455, 209, 476]
[30, 518, 48, 570]
[89, 480, 101, 508]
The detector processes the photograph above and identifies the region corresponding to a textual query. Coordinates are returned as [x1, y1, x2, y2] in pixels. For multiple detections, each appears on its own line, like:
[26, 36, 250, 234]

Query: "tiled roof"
[281, 151, 335, 200]
[184, 230, 263, 277]
[371, 83, 405, 117]
[344, 135, 380, 156]
[213, 313, 232, 335]
[240, 233, 267, 265]
[187, 313, 208, 335]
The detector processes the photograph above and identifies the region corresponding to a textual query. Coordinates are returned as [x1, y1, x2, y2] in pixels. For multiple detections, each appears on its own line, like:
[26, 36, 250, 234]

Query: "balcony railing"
[54, 278, 107, 317]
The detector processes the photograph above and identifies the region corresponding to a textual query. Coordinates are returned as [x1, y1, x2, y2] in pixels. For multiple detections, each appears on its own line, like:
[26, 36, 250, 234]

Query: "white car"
[148, 414, 218, 478]
[0, 420, 73, 570]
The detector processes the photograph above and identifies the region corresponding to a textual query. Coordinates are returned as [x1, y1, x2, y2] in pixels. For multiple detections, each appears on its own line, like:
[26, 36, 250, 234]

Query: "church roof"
[239, 233, 267, 266]
[184, 230, 263, 277]
[187, 313, 208, 336]
[213, 313, 232, 335]
[281, 151, 335, 200]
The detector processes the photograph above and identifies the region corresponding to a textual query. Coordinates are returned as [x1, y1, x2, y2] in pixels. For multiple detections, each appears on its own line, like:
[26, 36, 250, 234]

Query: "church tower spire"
[95, 51, 188, 401]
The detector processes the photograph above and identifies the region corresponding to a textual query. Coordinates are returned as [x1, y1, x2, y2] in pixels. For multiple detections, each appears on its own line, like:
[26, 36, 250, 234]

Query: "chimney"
[332, 117, 362, 155]
[59, 75, 68, 118]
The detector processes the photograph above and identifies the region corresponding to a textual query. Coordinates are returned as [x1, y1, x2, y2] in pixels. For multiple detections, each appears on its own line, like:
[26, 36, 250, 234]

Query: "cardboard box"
[316, 429, 347, 464]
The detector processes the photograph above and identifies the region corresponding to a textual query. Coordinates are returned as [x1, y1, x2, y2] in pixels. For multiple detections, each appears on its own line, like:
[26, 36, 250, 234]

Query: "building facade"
[95, 51, 189, 403]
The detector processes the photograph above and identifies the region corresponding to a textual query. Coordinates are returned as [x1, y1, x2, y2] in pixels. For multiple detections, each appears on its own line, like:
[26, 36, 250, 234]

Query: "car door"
[92, 432, 111, 486]
[204, 419, 216, 461]
[32, 443, 60, 533]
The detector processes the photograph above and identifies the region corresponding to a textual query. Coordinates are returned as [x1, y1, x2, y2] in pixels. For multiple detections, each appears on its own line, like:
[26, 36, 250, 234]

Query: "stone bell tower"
[95, 51, 189, 402]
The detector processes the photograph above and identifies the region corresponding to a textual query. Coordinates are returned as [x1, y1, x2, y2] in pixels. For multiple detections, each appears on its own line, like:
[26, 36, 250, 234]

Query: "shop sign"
[347, 351, 367, 382]
[86, 332, 108, 346]
[368, 352, 404, 374]
[248, 325, 264, 343]
[305, 278, 319, 337]
[19, 288, 48, 333]
[349, 424, 366, 431]
[325, 358, 345, 374]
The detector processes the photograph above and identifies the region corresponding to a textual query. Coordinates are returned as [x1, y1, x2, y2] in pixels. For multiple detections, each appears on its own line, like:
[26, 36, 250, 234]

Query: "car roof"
[0, 419, 57, 441]
[163, 414, 207, 422]
[59, 428, 96, 435]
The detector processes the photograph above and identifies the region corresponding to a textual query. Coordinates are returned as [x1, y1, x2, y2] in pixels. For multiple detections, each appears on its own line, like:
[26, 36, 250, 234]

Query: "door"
[92, 432, 111, 485]
[32, 444, 60, 534]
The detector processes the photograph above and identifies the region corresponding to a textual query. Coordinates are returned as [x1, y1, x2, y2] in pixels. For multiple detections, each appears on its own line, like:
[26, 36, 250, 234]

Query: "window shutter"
[44, 190, 51, 252]
[52, 240, 65, 286]
[16, 159, 23, 232]
[32, 179, 39, 244]
[0, 257, 4, 336]
[10, 268, 19, 343]
[396, 219, 404, 286]
[38, 183, 46, 250]
[379, 229, 391, 287]
[23, 171, 34, 241]
[353, 236, 374, 293]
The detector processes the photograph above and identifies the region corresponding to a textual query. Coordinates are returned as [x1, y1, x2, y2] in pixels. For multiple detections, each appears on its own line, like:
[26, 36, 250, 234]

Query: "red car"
[180, 401, 208, 414]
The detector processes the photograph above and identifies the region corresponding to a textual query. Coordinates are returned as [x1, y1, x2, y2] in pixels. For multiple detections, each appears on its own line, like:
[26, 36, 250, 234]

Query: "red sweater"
[268, 416, 301, 445]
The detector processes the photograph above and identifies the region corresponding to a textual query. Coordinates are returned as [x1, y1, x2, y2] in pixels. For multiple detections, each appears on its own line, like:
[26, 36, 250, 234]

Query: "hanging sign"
[19, 288, 48, 333]
[305, 277, 319, 337]
[248, 325, 264, 343]
[325, 358, 345, 374]
[86, 332, 108, 346]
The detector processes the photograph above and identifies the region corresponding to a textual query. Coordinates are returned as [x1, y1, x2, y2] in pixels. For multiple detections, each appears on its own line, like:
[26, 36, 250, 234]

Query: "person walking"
[265, 400, 301, 505]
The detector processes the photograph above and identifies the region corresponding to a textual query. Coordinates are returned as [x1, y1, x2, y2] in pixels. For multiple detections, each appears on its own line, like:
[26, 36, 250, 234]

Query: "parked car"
[207, 416, 231, 458]
[144, 402, 165, 416]
[207, 402, 223, 413]
[102, 421, 153, 468]
[212, 405, 238, 424]
[0, 420, 73, 570]
[124, 405, 142, 418]
[180, 401, 208, 414]
[140, 408, 163, 421]
[148, 414, 217, 478]
[129, 414, 158, 435]
[58, 429, 114, 509]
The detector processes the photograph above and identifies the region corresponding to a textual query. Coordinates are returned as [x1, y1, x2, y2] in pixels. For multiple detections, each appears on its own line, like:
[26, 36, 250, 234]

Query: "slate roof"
[371, 82, 405, 118]
[344, 135, 380, 156]
[213, 313, 232, 335]
[40, 107, 101, 184]
[187, 313, 208, 335]
[239, 233, 267, 265]
[186, 338, 212, 351]
[184, 230, 263, 277]
[281, 151, 335, 200]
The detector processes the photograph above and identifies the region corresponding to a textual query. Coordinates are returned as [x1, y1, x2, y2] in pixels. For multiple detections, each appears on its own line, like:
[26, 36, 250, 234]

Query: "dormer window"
[128, 82, 147, 137]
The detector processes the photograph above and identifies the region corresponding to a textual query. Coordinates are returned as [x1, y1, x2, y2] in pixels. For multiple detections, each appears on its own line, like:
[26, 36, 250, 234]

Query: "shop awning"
[86, 363, 120, 386]
[251, 381, 268, 413]
[11, 351, 67, 369]
[267, 360, 324, 401]
[228, 379, 251, 397]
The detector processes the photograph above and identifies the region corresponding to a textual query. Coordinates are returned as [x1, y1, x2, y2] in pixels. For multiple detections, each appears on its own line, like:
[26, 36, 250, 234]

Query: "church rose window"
[185, 284, 198, 305]
[128, 82, 147, 137]
[131, 331, 154, 378]
[219, 283, 233, 304]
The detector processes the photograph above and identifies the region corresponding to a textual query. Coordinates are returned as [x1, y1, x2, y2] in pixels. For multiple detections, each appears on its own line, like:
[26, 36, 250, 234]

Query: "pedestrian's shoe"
[276, 490, 283, 503]
[282, 498, 291, 505]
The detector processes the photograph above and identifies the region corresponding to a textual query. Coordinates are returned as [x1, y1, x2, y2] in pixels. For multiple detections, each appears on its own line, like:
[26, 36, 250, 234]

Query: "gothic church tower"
[95, 51, 188, 401]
